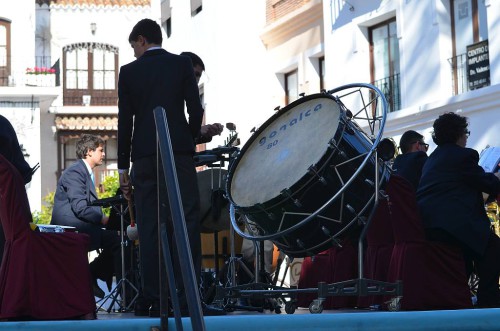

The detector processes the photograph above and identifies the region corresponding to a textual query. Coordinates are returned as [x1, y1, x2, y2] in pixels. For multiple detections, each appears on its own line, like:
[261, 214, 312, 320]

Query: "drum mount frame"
[217, 83, 404, 313]
[211, 217, 296, 314]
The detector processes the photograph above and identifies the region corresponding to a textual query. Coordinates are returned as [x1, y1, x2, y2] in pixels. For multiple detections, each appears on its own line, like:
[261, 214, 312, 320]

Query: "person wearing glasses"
[392, 130, 429, 190]
[417, 112, 500, 308]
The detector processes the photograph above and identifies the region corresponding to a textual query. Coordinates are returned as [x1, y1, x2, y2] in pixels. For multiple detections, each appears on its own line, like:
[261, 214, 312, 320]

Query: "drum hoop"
[226, 93, 342, 209]
[228, 83, 389, 247]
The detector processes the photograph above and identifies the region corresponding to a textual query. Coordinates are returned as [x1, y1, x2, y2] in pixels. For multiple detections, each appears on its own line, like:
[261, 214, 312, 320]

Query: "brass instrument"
[486, 199, 499, 237]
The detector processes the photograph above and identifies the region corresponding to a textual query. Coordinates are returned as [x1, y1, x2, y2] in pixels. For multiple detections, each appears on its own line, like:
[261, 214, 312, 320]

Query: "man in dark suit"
[392, 130, 428, 190]
[417, 112, 500, 308]
[51, 134, 122, 299]
[179, 51, 224, 142]
[0, 114, 34, 265]
[117, 19, 224, 317]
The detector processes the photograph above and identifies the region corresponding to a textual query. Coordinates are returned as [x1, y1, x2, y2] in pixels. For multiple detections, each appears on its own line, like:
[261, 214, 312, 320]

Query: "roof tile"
[55, 115, 118, 131]
[36, 0, 150, 7]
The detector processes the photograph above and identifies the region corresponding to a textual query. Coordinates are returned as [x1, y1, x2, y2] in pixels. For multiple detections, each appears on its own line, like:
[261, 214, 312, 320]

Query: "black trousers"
[131, 154, 201, 306]
[83, 226, 124, 287]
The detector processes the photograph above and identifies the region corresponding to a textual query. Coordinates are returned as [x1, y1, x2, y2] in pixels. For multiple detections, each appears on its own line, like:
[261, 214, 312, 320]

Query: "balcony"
[371, 73, 401, 115]
[0, 56, 60, 88]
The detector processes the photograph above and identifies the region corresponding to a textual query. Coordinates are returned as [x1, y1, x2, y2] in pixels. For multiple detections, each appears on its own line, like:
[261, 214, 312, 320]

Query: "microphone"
[126, 197, 139, 241]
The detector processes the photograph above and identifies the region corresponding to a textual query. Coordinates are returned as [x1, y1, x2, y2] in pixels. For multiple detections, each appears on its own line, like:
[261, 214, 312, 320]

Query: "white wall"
[48, 4, 152, 82]
[0, 0, 43, 211]
[323, 0, 500, 154]
[163, 0, 278, 146]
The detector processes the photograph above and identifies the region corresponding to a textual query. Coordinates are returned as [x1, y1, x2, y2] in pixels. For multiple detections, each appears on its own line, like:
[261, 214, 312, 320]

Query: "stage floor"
[2, 307, 500, 331]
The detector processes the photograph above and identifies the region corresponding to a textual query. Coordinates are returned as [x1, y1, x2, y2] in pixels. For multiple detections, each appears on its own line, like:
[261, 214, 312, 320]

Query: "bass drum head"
[198, 168, 230, 233]
[230, 95, 341, 208]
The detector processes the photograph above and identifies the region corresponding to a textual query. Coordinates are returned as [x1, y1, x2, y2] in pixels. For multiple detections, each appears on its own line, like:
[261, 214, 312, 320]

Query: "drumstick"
[126, 197, 139, 241]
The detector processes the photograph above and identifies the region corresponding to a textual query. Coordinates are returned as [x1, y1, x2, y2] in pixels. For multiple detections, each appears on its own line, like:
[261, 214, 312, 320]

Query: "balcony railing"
[0, 56, 60, 88]
[371, 73, 401, 114]
[448, 53, 468, 96]
[63, 95, 118, 106]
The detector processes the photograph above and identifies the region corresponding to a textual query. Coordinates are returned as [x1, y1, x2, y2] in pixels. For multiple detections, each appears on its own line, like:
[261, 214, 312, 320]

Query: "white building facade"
[161, 0, 499, 155]
[322, 0, 500, 153]
[1, 0, 499, 212]
[1, 0, 156, 212]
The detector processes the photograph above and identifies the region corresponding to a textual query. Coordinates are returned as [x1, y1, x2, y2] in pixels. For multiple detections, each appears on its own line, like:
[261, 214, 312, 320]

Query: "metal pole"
[154, 107, 205, 331]
[120, 203, 127, 309]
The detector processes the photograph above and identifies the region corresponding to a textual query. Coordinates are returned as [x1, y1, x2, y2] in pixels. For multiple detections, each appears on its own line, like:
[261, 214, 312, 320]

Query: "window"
[191, 0, 202, 16]
[369, 18, 401, 114]
[63, 43, 118, 106]
[285, 69, 298, 105]
[450, 0, 489, 94]
[65, 48, 88, 89]
[162, 18, 172, 38]
[93, 49, 116, 90]
[161, 0, 172, 38]
[0, 19, 11, 87]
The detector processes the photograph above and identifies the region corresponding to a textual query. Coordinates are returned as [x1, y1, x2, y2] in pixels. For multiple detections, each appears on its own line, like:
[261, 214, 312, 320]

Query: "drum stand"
[96, 203, 139, 313]
[212, 219, 297, 314]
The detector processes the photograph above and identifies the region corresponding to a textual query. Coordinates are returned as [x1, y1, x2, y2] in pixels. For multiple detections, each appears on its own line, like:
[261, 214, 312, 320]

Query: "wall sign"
[467, 40, 490, 90]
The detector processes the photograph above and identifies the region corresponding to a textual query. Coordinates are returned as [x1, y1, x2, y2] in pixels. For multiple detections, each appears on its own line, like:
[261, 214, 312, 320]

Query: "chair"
[385, 174, 471, 310]
[358, 189, 394, 308]
[0, 154, 95, 320]
[296, 249, 333, 309]
[297, 237, 358, 309]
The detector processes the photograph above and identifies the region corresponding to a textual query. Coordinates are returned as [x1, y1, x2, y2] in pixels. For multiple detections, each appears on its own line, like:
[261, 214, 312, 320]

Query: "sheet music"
[479, 147, 500, 172]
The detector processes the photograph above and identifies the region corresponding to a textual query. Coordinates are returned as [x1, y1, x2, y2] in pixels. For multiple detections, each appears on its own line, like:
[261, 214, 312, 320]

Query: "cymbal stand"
[96, 202, 139, 313]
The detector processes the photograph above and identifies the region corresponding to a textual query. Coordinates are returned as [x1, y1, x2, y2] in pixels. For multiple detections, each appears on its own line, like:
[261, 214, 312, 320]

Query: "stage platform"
[2, 308, 500, 331]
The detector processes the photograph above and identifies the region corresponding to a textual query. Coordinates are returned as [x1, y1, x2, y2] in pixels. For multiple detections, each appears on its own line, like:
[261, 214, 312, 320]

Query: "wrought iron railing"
[63, 95, 118, 106]
[448, 53, 468, 96]
[371, 73, 401, 114]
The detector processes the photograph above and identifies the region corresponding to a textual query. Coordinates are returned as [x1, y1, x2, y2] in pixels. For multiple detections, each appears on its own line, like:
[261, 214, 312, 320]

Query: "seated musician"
[392, 130, 428, 190]
[417, 112, 500, 308]
[51, 134, 123, 299]
[0, 115, 35, 265]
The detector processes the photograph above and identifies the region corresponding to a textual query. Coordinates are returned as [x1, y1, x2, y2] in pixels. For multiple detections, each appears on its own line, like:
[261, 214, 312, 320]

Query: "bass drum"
[198, 168, 230, 233]
[227, 93, 389, 257]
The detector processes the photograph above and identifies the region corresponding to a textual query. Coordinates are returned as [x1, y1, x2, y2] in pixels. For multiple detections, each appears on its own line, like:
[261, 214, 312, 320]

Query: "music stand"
[93, 196, 139, 313]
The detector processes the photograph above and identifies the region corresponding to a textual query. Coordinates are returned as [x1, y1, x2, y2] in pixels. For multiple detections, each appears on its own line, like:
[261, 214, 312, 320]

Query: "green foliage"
[98, 173, 120, 200]
[32, 192, 55, 224]
[98, 173, 120, 216]
[31, 173, 120, 222]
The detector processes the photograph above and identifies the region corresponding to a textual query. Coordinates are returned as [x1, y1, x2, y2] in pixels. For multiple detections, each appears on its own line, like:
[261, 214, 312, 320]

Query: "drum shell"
[227, 94, 389, 257]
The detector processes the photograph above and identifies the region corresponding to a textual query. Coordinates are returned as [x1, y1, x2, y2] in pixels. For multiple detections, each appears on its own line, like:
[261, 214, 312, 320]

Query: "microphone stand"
[95, 201, 139, 313]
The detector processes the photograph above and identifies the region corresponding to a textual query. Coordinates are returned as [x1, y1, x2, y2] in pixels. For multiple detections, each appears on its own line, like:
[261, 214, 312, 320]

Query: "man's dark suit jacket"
[0, 114, 32, 184]
[117, 48, 204, 169]
[417, 143, 500, 256]
[392, 151, 428, 191]
[51, 159, 103, 250]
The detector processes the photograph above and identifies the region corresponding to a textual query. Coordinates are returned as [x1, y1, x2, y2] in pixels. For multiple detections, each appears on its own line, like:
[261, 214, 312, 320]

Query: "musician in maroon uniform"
[417, 112, 500, 308]
[0, 115, 35, 266]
